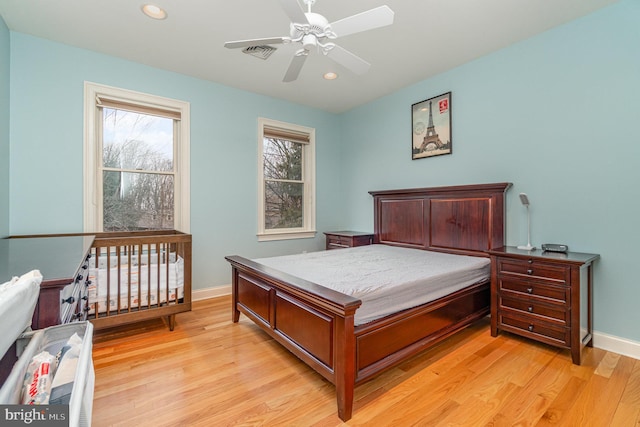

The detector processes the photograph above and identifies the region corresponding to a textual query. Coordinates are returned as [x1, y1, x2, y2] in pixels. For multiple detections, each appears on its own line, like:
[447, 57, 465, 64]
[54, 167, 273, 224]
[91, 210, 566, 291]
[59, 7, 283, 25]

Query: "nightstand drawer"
[498, 278, 569, 304]
[497, 259, 569, 283]
[327, 235, 350, 249]
[499, 295, 569, 325]
[499, 313, 570, 347]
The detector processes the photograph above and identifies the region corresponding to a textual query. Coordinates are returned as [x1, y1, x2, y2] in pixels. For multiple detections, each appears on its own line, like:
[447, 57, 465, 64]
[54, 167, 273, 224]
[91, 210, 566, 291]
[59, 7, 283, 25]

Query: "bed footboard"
[226, 255, 361, 421]
[86, 230, 192, 330]
[226, 255, 490, 421]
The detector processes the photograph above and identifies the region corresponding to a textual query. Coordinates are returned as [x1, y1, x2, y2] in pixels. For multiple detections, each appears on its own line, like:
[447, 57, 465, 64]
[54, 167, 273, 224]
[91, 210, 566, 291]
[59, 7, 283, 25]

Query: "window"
[84, 82, 190, 232]
[257, 118, 315, 241]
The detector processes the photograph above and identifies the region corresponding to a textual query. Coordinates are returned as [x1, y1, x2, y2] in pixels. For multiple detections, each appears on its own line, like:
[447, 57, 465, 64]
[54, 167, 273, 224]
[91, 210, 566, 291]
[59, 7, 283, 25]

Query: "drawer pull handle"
[76, 274, 84, 282]
[528, 259, 533, 264]
[62, 296, 75, 304]
[527, 287, 533, 294]
[527, 269, 533, 275]
[528, 324, 534, 332]
[528, 306, 533, 312]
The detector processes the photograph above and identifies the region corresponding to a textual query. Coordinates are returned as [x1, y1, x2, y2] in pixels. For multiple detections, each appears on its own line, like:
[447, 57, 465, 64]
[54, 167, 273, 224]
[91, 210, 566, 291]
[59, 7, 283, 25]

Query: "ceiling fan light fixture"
[323, 72, 338, 80]
[142, 4, 167, 20]
[224, 0, 394, 82]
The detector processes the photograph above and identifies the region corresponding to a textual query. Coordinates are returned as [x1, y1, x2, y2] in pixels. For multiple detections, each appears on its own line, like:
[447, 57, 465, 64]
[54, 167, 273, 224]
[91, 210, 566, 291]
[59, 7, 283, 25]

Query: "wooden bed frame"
[225, 182, 511, 421]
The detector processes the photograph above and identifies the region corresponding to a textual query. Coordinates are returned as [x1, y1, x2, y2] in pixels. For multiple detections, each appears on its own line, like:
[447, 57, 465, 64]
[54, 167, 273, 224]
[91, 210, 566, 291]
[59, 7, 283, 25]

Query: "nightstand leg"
[490, 314, 498, 337]
[571, 348, 582, 365]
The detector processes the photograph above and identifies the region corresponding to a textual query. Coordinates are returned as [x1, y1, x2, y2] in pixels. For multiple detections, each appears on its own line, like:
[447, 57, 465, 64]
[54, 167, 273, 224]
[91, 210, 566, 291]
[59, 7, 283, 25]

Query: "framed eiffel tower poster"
[411, 92, 452, 160]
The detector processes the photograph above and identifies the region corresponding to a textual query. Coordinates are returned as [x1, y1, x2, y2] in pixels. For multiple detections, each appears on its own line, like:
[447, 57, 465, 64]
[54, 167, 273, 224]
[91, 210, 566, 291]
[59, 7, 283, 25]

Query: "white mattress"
[253, 245, 490, 325]
[87, 256, 184, 314]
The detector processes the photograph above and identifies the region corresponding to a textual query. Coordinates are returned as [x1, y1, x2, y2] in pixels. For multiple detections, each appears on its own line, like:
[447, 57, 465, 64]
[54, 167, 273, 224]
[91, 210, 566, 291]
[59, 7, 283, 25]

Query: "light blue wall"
[341, 0, 640, 341]
[8, 33, 344, 290]
[5, 0, 640, 343]
[0, 16, 9, 238]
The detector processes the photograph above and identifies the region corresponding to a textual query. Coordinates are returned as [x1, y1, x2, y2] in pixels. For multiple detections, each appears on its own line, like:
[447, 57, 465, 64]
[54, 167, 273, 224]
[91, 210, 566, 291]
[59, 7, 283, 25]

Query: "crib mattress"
[87, 257, 184, 314]
[253, 245, 491, 325]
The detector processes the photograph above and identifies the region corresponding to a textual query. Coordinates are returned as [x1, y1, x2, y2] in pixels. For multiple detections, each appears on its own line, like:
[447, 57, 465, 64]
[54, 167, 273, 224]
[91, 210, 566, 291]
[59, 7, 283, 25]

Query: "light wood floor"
[92, 296, 640, 426]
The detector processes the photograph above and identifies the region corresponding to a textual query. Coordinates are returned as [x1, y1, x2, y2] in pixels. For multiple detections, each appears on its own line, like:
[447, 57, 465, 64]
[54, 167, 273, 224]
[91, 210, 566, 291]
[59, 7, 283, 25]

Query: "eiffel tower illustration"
[419, 100, 444, 152]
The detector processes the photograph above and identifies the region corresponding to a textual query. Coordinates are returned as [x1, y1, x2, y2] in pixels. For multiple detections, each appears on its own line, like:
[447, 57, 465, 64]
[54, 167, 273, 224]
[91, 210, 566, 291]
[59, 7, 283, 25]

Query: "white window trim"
[257, 117, 316, 241]
[83, 81, 190, 232]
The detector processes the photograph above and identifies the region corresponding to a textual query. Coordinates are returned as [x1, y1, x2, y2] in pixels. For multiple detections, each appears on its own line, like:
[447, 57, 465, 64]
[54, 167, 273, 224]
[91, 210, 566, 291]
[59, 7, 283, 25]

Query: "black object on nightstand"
[488, 246, 599, 365]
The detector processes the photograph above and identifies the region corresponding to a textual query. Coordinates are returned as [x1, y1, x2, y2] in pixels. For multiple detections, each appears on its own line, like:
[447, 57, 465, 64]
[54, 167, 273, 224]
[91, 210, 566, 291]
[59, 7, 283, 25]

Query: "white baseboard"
[192, 284, 231, 301]
[593, 331, 640, 360]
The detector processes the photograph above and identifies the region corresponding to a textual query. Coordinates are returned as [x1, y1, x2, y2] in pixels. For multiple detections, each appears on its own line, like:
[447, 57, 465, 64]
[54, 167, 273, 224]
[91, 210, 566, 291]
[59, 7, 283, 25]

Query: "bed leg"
[336, 382, 354, 422]
[335, 315, 356, 421]
[231, 267, 240, 323]
[168, 314, 176, 331]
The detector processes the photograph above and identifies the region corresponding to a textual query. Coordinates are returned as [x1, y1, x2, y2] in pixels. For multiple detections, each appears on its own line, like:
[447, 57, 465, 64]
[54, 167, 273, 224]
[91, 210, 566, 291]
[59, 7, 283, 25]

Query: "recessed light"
[142, 4, 167, 20]
[323, 72, 338, 80]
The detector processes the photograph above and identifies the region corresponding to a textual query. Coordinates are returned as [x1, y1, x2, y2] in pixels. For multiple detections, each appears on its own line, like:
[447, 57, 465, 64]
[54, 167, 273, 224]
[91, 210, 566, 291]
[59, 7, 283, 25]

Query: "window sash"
[257, 117, 315, 241]
[101, 106, 177, 175]
[98, 108, 177, 231]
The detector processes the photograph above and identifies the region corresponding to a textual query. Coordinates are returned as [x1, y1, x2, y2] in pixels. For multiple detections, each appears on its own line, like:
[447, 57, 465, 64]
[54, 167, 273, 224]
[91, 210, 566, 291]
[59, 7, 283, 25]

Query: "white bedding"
[87, 256, 184, 314]
[253, 245, 490, 325]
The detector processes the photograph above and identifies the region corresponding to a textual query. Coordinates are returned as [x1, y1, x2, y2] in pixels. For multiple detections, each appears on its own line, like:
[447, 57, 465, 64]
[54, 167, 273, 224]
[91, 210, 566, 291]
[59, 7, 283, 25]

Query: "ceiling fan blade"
[224, 37, 289, 49]
[327, 45, 371, 75]
[329, 5, 394, 37]
[278, 0, 308, 24]
[283, 53, 308, 82]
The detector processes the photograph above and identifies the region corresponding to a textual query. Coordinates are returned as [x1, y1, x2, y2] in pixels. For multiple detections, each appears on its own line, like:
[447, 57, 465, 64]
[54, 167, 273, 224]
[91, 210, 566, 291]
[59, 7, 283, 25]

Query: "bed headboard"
[369, 182, 512, 256]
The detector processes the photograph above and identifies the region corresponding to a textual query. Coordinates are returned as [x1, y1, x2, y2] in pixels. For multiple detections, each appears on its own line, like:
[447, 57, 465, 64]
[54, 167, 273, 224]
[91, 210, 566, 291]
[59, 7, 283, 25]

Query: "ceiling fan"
[224, 0, 394, 82]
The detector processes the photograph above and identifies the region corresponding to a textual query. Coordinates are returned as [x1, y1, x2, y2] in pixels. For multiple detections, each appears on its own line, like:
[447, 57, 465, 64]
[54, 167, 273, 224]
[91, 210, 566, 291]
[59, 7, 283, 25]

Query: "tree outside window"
[263, 137, 303, 229]
[257, 118, 315, 241]
[102, 108, 175, 231]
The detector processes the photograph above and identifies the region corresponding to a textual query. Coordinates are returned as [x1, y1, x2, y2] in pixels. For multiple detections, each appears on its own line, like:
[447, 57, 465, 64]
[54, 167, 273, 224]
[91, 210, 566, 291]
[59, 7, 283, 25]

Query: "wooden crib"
[86, 230, 192, 331]
[4, 230, 191, 332]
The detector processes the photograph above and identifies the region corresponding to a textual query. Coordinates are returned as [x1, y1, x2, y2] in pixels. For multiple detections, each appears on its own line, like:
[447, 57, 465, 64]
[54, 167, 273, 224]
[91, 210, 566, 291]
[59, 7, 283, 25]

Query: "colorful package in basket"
[21, 350, 58, 405]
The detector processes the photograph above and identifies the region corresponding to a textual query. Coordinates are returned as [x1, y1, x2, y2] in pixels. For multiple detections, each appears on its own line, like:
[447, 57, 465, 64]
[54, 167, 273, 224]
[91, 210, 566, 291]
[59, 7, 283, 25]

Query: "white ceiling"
[0, 0, 617, 113]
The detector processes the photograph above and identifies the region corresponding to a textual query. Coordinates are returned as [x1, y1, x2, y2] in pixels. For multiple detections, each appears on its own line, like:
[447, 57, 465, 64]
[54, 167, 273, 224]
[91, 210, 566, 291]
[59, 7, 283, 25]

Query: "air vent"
[242, 45, 277, 60]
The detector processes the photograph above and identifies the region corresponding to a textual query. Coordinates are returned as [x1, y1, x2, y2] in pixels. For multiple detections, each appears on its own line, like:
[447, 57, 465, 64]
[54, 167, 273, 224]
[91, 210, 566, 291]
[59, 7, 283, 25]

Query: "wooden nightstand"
[488, 246, 599, 365]
[324, 231, 373, 250]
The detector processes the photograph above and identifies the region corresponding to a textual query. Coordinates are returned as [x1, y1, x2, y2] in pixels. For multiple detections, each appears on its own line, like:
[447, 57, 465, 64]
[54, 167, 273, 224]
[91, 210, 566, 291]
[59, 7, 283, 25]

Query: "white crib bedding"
[253, 245, 490, 326]
[87, 256, 184, 314]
